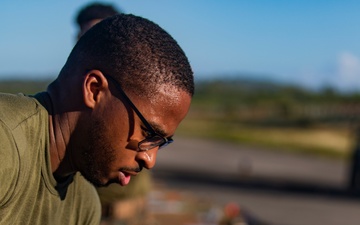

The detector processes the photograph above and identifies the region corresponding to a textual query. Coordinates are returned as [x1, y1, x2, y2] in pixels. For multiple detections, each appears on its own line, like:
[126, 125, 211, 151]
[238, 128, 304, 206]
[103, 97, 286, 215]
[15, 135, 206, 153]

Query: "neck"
[40, 90, 78, 179]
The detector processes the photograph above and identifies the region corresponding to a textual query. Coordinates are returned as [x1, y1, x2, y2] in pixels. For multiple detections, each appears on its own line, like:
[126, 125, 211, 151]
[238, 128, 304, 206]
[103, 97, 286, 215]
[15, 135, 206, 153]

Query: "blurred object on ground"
[100, 180, 270, 225]
[348, 125, 360, 193]
[218, 202, 271, 225]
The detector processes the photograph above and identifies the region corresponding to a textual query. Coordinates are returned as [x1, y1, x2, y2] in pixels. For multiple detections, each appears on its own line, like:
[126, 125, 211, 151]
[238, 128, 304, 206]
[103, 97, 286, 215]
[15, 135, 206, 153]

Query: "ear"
[83, 70, 109, 109]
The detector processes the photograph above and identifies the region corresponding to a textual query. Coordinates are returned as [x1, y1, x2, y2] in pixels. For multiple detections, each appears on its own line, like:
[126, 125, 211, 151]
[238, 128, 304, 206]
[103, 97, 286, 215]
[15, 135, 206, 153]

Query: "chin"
[81, 173, 108, 187]
[96, 176, 121, 187]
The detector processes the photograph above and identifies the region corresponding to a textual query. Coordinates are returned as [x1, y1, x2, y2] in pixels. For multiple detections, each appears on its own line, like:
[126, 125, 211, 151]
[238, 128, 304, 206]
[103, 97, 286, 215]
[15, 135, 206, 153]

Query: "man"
[0, 14, 194, 225]
[75, 2, 122, 40]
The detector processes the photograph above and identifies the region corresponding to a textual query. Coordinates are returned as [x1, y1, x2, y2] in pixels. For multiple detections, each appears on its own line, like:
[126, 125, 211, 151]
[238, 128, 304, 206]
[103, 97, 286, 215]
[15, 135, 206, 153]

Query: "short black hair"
[64, 14, 194, 97]
[75, 2, 121, 27]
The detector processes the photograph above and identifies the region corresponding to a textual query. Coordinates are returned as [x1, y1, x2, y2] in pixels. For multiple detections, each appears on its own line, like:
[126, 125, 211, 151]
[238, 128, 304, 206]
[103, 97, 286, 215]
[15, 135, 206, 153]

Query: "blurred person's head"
[75, 2, 122, 40]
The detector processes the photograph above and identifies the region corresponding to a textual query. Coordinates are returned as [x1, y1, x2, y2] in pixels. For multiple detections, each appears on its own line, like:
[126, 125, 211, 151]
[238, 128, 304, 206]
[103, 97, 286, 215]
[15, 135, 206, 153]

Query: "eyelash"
[140, 126, 151, 137]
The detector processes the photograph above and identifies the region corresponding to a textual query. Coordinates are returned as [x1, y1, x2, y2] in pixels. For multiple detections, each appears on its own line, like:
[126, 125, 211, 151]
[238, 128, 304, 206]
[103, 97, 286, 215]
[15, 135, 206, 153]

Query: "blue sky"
[1, 1, 360, 91]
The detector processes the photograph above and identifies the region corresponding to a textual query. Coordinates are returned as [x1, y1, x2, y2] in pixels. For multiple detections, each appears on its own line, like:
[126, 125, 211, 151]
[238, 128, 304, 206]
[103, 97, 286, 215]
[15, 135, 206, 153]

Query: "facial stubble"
[81, 117, 116, 187]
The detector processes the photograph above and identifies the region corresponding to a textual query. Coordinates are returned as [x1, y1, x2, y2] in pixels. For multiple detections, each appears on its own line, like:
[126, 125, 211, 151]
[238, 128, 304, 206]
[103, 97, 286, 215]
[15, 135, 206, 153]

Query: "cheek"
[100, 107, 131, 149]
[95, 111, 138, 164]
[105, 107, 147, 153]
[113, 149, 135, 165]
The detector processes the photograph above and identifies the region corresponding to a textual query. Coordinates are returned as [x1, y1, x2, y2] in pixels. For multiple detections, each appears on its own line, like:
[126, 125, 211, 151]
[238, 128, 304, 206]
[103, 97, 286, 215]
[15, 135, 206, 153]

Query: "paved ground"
[151, 137, 360, 225]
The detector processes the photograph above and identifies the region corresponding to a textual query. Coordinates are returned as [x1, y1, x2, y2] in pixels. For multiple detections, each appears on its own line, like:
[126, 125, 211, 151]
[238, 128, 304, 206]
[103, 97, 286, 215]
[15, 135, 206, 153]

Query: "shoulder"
[0, 93, 44, 130]
[0, 117, 20, 207]
[0, 93, 47, 207]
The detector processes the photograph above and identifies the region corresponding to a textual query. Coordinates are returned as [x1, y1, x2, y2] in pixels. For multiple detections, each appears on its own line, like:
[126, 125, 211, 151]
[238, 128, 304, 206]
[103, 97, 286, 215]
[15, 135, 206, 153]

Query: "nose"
[136, 148, 158, 169]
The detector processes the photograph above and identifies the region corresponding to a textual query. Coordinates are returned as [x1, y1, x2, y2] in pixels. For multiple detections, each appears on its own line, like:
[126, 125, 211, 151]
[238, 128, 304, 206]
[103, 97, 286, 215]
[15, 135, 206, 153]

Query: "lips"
[118, 171, 131, 186]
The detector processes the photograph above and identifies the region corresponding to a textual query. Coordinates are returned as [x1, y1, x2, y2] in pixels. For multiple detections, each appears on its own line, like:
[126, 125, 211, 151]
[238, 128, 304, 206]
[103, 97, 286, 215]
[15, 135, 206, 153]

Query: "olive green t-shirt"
[0, 92, 101, 225]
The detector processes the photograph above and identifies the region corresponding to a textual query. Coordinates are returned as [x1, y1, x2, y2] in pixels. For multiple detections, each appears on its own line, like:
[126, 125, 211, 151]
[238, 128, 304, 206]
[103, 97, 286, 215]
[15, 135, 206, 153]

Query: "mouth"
[118, 171, 140, 186]
[118, 171, 131, 186]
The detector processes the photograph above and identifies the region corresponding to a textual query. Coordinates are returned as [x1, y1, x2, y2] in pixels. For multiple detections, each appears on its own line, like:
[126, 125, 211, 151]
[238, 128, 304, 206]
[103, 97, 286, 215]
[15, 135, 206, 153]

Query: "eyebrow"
[148, 121, 170, 138]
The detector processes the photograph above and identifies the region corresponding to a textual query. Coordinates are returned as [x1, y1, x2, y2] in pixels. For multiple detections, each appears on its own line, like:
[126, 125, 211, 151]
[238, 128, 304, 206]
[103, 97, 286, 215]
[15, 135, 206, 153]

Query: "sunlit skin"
[44, 70, 191, 187]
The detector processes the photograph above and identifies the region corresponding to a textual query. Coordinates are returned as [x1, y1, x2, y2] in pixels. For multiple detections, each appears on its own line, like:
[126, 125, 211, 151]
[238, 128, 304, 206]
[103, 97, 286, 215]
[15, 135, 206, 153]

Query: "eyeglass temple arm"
[105, 75, 156, 133]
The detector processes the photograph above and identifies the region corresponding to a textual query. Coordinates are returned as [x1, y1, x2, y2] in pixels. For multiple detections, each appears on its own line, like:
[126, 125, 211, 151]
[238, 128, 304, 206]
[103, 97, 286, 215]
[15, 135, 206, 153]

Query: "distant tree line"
[0, 79, 51, 95]
[192, 78, 360, 127]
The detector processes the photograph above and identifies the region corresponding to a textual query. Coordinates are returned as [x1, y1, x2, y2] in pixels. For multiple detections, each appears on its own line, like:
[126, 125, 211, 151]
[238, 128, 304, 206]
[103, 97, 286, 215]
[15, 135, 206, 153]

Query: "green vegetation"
[0, 79, 51, 95]
[177, 78, 360, 160]
[177, 119, 353, 160]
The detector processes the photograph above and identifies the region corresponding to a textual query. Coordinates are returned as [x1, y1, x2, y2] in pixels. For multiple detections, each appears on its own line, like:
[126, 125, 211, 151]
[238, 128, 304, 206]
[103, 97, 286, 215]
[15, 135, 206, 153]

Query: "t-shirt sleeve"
[0, 121, 19, 207]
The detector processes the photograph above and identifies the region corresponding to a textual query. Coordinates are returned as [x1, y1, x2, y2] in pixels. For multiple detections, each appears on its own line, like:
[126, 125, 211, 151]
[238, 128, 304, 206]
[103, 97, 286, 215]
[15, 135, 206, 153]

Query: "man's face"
[78, 88, 191, 187]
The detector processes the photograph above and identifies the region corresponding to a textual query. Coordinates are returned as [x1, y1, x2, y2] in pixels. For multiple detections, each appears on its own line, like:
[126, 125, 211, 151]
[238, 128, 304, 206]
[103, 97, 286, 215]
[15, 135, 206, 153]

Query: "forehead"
[130, 88, 191, 136]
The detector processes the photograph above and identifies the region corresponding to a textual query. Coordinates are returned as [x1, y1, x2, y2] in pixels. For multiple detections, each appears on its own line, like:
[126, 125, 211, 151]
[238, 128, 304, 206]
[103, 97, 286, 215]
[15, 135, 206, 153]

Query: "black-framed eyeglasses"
[105, 75, 174, 151]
